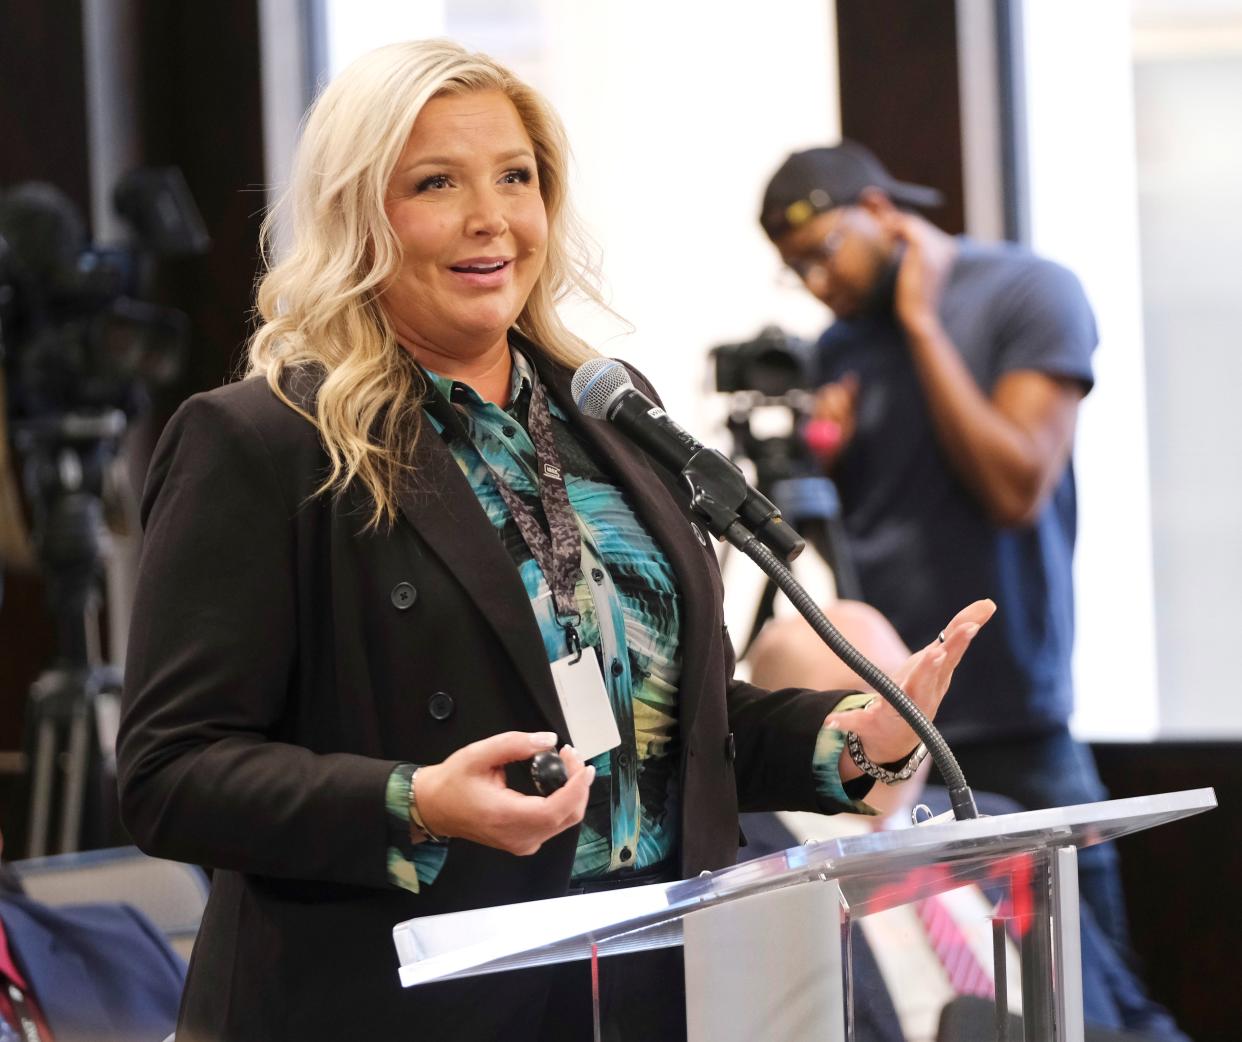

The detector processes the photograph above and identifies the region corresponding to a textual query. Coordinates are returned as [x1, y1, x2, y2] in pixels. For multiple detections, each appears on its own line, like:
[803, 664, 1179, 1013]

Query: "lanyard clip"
[564, 622, 583, 665]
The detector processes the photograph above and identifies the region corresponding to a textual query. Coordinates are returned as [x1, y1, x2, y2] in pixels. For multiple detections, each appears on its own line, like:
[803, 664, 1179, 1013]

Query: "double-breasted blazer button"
[427, 691, 454, 721]
[391, 582, 417, 610]
[724, 732, 736, 763]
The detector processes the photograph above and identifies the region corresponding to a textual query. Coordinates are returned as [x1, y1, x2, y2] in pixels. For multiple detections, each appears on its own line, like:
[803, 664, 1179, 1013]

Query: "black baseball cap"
[760, 140, 944, 240]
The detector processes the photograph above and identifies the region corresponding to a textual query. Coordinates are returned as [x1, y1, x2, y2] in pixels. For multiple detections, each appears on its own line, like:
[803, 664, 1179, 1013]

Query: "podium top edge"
[391, 788, 1216, 987]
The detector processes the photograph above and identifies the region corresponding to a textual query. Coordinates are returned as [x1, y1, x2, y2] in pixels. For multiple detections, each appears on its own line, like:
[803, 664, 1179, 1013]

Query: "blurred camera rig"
[709, 326, 860, 654]
[0, 169, 207, 855]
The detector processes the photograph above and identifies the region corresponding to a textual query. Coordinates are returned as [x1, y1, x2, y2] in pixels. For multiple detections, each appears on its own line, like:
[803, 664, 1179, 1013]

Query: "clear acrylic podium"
[393, 789, 1215, 1041]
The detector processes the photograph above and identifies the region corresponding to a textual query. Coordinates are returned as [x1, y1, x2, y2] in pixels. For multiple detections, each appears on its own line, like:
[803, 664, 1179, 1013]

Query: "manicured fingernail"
[561, 744, 577, 757]
[586, 765, 596, 782]
[532, 732, 557, 747]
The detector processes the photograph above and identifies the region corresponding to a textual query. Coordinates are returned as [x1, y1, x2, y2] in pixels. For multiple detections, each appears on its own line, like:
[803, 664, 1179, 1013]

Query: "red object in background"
[803, 418, 843, 459]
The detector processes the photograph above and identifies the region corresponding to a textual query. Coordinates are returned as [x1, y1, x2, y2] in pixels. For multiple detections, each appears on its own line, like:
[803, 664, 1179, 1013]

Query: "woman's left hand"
[824, 599, 996, 776]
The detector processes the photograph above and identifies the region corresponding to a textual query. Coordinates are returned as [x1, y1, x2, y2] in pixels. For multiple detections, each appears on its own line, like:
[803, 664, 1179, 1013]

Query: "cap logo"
[785, 199, 815, 227]
[784, 188, 835, 229]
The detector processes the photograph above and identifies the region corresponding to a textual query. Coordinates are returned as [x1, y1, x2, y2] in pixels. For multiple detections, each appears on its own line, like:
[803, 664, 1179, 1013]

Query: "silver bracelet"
[408, 766, 446, 844]
[845, 731, 928, 785]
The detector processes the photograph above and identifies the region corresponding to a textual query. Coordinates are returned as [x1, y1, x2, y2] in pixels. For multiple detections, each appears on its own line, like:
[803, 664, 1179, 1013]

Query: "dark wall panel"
[1092, 742, 1240, 1042]
[0, 0, 91, 210]
[835, 0, 966, 234]
[137, 0, 268, 397]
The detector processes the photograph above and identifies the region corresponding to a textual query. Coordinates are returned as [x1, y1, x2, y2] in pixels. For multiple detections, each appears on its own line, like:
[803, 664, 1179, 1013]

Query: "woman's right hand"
[413, 732, 594, 856]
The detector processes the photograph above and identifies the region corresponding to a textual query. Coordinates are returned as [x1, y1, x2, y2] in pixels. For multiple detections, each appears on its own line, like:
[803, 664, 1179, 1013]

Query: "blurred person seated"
[0, 831, 184, 1042]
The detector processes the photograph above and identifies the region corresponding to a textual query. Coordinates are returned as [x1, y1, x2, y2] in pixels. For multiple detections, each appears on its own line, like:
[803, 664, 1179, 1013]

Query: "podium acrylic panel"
[838, 847, 1055, 1041]
[393, 788, 1214, 989]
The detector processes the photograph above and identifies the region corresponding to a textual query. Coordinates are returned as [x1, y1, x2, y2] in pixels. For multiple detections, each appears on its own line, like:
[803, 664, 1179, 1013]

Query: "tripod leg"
[60, 710, 91, 854]
[27, 717, 59, 858]
[741, 579, 782, 660]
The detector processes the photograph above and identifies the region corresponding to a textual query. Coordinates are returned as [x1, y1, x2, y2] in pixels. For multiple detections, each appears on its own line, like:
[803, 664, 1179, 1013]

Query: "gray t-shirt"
[813, 238, 1097, 743]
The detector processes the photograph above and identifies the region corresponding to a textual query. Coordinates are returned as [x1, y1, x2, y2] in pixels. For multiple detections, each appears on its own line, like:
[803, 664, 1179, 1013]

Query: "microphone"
[572, 357, 803, 561]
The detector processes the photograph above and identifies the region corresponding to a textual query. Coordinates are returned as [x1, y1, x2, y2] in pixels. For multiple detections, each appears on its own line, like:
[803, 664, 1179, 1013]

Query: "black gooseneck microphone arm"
[677, 453, 979, 822]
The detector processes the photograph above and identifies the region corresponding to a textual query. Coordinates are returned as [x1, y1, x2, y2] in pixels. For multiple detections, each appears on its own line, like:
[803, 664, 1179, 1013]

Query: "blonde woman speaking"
[118, 40, 992, 1041]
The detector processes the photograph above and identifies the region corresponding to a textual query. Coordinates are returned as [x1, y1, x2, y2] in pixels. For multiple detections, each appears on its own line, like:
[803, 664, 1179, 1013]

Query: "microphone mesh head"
[571, 357, 634, 419]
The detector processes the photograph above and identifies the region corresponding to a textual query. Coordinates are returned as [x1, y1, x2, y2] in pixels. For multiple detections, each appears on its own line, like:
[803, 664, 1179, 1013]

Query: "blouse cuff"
[386, 764, 448, 894]
[811, 693, 879, 815]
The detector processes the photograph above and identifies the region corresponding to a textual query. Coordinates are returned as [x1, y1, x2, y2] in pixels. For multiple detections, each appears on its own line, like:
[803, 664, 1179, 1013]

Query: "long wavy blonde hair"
[248, 39, 601, 528]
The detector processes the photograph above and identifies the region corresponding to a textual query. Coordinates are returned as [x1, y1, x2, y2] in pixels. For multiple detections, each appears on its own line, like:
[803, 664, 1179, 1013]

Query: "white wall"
[1020, 0, 1160, 739]
[523, 2, 841, 434]
[955, 0, 1006, 242]
[322, 0, 447, 78]
[1131, 2, 1242, 736]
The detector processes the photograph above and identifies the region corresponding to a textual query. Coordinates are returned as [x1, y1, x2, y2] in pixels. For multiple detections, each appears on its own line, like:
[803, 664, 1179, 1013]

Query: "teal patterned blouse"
[385, 349, 872, 893]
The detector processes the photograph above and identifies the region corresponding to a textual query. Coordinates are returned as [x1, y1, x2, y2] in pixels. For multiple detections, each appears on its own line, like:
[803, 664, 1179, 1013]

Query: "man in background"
[754, 140, 1128, 953]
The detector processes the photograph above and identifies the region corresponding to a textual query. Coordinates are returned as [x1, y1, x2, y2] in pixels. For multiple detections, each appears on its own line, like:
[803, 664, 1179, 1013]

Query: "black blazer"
[117, 353, 849, 1041]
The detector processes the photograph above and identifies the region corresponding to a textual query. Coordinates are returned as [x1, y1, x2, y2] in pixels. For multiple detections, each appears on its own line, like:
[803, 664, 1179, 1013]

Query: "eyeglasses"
[779, 227, 847, 288]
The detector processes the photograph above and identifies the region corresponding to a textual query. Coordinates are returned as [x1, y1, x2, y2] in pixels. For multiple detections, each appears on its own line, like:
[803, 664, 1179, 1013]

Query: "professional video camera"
[712, 324, 813, 397]
[710, 326, 823, 492]
[709, 326, 860, 652]
[0, 169, 208, 855]
[0, 171, 206, 425]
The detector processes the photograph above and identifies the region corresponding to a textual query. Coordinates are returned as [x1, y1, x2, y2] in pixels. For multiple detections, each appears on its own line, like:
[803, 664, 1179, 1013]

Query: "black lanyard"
[422, 357, 584, 653]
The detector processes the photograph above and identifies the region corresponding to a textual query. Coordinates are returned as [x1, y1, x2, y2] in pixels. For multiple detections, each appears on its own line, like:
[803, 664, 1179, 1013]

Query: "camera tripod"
[718, 409, 862, 658]
[738, 474, 862, 657]
[16, 410, 126, 857]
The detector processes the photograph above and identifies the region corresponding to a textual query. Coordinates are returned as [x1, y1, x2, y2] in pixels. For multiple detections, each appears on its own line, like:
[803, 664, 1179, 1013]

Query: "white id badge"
[549, 650, 620, 761]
